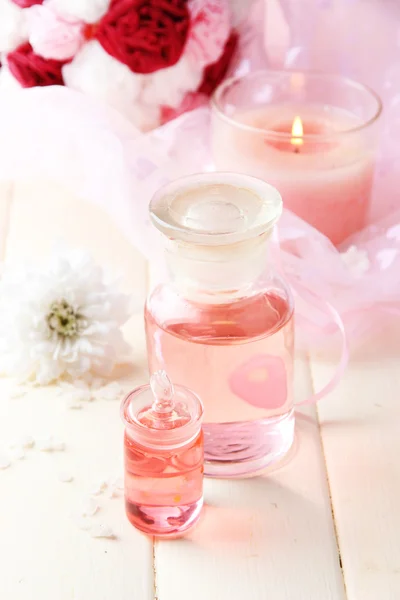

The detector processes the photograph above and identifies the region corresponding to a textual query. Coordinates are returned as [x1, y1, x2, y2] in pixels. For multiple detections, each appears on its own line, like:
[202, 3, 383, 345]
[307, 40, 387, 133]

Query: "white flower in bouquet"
[0, 246, 131, 384]
[141, 54, 203, 110]
[62, 40, 159, 131]
[0, 0, 26, 53]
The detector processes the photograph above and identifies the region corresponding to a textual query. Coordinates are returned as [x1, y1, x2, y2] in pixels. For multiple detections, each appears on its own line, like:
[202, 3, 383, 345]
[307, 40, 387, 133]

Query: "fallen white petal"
[81, 497, 100, 517]
[90, 523, 116, 539]
[10, 435, 34, 449]
[106, 486, 119, 499]
[90, 480, 108, 496]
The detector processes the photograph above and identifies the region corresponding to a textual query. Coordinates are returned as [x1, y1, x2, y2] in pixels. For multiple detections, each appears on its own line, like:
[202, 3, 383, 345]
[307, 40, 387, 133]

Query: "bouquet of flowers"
[0, 0, 241, 130]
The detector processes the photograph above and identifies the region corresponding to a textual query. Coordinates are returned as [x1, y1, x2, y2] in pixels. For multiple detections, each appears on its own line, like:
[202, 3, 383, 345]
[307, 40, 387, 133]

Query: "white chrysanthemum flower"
[141, 55, 203, 109]
[0, 0, 26, 53]
[63, 40, 159, 130]
[44, 0, 111, 24]
[0, 246, 131, 385]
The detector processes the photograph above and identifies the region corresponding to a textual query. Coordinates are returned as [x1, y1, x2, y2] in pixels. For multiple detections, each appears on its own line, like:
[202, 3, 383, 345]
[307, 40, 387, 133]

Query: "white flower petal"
[10, 435, 34, 450]
[81, 497, 100, 517]
[90, 523, 116, 539]
[90, 480, 108, 496]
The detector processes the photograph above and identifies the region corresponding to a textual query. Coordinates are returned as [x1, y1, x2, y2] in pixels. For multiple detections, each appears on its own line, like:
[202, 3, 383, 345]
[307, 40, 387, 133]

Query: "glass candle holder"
[121, 371, 204, 538]
[211, 70, 382, 246]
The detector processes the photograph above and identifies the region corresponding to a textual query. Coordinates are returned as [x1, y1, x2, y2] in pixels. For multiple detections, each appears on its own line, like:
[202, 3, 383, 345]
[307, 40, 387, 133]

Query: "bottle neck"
[164, 233, 273, 303]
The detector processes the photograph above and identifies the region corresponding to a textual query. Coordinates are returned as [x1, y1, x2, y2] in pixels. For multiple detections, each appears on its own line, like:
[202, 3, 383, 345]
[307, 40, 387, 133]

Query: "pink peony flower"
[184, 0, 232, 67]
[28, 3, 85, 60]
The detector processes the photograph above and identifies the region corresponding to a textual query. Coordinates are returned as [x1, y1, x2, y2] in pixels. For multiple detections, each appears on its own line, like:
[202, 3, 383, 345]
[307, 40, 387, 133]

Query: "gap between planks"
[153, 539, 159, 600]
[308, 356, 349, 599]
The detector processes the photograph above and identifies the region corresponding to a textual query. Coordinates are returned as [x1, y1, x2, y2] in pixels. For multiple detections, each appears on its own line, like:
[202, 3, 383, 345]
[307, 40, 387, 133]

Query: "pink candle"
[211, 72, 382, 245]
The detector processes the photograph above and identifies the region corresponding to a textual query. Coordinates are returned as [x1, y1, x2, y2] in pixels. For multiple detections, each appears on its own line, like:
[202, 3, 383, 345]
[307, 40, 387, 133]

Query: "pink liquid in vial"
[124, 430, 203, 537]
[145, 287, 295, 477]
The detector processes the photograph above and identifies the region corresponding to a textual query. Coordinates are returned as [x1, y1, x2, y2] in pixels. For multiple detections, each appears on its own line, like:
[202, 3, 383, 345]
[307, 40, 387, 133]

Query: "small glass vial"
[145, 172, 295, 478]
[121, 370, 204, 538]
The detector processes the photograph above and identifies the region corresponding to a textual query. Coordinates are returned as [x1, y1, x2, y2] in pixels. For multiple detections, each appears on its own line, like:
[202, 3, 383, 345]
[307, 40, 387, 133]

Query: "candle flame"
[291, 116, 304, 148]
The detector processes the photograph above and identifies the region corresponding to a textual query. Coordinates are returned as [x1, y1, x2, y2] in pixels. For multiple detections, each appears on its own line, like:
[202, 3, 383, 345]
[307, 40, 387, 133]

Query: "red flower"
[7, 43, 67, 88]
[11, 0, 43, 7]
[95, 0, 190, 74]
[197, 32, 238, 96]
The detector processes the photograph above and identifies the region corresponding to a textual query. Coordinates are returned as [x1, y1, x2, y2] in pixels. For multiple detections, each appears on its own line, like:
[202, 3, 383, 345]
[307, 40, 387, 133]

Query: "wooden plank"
[0, 180, 153, 600]
[155, 358, 346, 600]
[311, 328, 400, 600]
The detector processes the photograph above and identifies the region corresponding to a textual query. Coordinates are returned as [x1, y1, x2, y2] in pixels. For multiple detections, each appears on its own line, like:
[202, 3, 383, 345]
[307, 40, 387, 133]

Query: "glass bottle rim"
[211, 69, 383, 141]
[121, 383, 203, 448]
[149, 172, 283, 245]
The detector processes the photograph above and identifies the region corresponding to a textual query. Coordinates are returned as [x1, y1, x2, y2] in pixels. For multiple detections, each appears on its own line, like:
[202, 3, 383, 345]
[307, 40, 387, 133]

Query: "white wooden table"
[0, 181, 399, 600]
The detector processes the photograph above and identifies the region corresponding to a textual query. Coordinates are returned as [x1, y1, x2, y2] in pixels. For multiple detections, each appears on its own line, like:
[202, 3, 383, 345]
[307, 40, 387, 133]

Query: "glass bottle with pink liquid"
[121, 370, 204, 538]
[145, 172, 294, 478]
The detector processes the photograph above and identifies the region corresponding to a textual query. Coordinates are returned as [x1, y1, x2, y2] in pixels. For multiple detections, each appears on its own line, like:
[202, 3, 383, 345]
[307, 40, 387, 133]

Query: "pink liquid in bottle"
[146, 286, 294, 478]
[121, 371, 204, 538]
